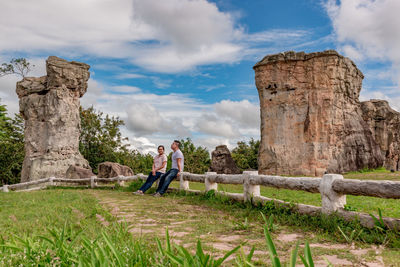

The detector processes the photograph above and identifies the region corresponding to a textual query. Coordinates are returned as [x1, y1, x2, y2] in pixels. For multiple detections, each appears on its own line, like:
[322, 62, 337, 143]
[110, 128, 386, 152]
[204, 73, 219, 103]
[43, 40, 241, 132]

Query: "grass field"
[0, 169, 399, 266]
[1, 188, 399, 266]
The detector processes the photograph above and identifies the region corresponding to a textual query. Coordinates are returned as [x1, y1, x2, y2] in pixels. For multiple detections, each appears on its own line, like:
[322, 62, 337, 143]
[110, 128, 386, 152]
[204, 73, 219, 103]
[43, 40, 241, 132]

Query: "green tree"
[0, 101, 24, 185]
[0, 58, 34, 78]
[79, 106, 154, 174]
[231, 138, 260, 171]
[176, 138, 210, 174]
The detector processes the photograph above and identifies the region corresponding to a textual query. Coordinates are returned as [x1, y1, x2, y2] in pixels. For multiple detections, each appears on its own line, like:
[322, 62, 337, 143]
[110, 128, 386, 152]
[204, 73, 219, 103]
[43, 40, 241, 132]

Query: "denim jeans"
[156, 168, 179, 195]
[139, 171, 163, 193]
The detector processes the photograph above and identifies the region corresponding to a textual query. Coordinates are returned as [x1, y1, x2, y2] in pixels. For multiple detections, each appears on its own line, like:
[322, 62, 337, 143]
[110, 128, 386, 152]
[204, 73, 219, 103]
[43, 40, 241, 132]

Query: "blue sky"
[1, 0, 399, 154]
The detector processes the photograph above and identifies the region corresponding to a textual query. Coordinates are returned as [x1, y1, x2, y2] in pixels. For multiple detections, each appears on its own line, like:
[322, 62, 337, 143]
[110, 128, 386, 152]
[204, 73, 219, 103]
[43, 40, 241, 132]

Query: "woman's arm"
[155, 161, 166, 171]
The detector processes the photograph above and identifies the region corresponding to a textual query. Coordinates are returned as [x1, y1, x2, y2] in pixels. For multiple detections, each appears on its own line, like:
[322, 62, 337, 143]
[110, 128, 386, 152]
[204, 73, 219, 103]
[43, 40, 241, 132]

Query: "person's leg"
[156, 169, 178, 195]
[156, 169, 171, 192]
[139, 172, 159, 193]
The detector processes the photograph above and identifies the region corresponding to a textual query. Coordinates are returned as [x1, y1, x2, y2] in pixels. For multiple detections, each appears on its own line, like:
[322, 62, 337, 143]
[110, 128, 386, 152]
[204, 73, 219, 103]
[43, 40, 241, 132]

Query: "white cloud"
[115, 73, 147, 79]
[0, 0, 243, 73]
[195, 114, 239, 138]
[0, 0, 315, 73]
[214, 99, 259, 128]
[325, 0, 400, 85]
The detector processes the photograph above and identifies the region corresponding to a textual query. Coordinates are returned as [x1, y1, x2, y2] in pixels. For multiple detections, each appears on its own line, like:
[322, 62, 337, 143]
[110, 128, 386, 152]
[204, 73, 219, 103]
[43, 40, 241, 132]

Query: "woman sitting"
[133, 145, 167, 195]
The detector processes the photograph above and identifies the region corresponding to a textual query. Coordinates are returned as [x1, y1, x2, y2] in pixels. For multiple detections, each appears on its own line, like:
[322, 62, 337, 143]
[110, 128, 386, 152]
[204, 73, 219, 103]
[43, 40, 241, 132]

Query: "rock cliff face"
[254, 50, 384, 176]
[209, 145, 241, 174]
[361, 100, 400, 171]
[17, 56, 91, 182]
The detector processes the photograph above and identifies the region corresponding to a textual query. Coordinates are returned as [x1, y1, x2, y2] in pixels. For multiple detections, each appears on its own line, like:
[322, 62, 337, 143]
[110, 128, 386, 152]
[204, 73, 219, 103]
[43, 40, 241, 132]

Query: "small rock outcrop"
[17, 56, 91, 182]
[361, 100, 400, 171]
[209, 145, 241, 174]
[66, 165, 95, 179]
[97, 162, 134, 178]
[254, 50, 384, 176]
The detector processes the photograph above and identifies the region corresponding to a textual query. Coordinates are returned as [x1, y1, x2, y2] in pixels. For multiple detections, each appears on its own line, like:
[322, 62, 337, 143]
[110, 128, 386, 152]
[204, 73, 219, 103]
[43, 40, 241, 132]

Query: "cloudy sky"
[1, 0, 399, 154]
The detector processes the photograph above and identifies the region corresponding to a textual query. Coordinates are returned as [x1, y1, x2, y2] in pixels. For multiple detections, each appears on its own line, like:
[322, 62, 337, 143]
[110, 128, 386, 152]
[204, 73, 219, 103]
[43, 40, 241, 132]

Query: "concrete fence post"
[117, 175, 125, 187]
[3, 185, 9, 193]
[320, 174, 346, 214]
[49, 177, 55, 187]
[243, 171, 260, 202]
[205, 172, 218, 192]
[90, 176, 97, 189]
[180, 173, 189, 190]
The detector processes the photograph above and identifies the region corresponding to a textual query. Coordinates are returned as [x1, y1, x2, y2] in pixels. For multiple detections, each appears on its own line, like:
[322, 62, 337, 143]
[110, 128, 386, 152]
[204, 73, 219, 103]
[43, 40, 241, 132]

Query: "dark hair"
[174, 140, 181, 148]
[157, 145, 165, 151]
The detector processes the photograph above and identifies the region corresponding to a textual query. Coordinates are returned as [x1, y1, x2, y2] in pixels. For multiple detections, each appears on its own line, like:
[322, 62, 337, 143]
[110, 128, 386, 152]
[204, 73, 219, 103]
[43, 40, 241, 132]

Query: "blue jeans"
[156, 169, 179, 195]
[139, 171, 163, 193]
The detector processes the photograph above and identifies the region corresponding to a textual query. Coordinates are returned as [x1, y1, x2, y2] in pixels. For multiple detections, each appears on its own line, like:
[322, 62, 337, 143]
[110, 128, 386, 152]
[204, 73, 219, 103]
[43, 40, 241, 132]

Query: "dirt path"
[90, 190, 390, 266]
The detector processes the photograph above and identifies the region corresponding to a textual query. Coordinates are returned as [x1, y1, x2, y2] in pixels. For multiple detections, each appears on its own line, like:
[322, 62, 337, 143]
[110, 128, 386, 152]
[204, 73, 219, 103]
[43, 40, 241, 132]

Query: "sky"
[1, 0, 399, 155]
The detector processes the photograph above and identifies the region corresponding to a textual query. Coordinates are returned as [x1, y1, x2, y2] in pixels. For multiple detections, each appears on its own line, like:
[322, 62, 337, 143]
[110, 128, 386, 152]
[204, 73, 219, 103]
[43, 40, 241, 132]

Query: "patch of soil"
[350, 248, 370, 256]
[128, 228, 154, 234]
[314, 255, 353, 266]
[218, 235, 242, 242]
[72, 208, 85, 219]
[277, 233, 302, 242]
[9, 215, 17, 222]
[95, 214, 110, 227]
[309, 243, 348, 250]
[212, 242, 237, 251]
[169, 231, 189, 238]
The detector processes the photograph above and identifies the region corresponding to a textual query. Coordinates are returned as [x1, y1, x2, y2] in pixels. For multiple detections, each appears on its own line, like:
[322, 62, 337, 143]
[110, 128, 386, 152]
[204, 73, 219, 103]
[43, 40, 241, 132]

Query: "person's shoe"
[153, 192, 162, 197]
[133, 190, 144, 195]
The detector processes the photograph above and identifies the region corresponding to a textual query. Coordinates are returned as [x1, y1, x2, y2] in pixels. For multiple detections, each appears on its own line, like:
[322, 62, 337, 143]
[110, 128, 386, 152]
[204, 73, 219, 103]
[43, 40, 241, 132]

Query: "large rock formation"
[209, 145, 241, 174]
[254, 50, 384, 176]
[17, 56, 91, 182]
[97, 162, 134, 178]
[361, 100, 400, 171]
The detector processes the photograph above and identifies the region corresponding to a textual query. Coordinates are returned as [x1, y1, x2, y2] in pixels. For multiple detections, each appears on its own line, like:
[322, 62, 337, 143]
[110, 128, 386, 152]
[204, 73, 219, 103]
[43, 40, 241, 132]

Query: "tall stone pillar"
[253, 50, 383, 176]
[16, 56, 91, 182]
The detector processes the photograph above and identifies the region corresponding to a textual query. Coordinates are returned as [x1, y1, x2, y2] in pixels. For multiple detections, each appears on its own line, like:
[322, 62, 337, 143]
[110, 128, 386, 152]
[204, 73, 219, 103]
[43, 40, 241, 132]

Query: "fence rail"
[2, 171, 400, 229]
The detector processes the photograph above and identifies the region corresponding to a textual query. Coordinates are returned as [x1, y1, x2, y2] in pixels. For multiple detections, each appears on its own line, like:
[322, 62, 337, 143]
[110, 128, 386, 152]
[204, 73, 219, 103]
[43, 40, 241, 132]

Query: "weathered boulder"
[209, 145, 241, 174]
[361, 100, 400, 171]
[66, 165, 95, 179]
[254, 50, 383, 176]
[17, 56, 91, 182]
[97, 162, 134, 178]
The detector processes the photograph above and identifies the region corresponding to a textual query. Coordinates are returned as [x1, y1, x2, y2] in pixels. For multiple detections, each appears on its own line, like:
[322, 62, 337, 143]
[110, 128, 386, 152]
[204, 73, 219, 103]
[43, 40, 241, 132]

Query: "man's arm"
[152, 162, 156, 175]
[176, 158, 182, 174]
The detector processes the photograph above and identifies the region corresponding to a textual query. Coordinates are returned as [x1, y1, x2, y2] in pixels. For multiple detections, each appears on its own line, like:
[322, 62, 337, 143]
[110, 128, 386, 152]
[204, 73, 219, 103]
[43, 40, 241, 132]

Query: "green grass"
[0, 190, 113, 239]
[1, 186, 400, 266]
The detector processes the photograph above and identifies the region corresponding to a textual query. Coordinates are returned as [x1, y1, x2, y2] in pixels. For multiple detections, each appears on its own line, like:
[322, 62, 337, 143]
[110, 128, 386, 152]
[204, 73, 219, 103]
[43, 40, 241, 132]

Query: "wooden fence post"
[320, 174, 346, 214]
[90, 176, 97, 189]
[180, 173, 189, 190]
[3, 185, 9, 193]
[205, 172, 218, 192]
[243, 171, 260, 202]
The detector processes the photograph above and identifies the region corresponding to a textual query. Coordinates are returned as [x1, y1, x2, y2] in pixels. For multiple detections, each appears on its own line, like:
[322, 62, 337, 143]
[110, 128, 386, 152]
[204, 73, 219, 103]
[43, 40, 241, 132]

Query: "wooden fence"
[1, 171, 400, 229]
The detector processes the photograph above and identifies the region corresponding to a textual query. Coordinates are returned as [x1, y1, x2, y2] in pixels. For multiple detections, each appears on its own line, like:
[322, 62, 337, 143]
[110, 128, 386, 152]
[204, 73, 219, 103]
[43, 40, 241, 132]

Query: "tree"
[0, 58, 34, 78]
[79, 106, 154, 174]
[0, 100, 24, 185]
[175, 138, 210, 174]
[231, 138, 260, 171]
